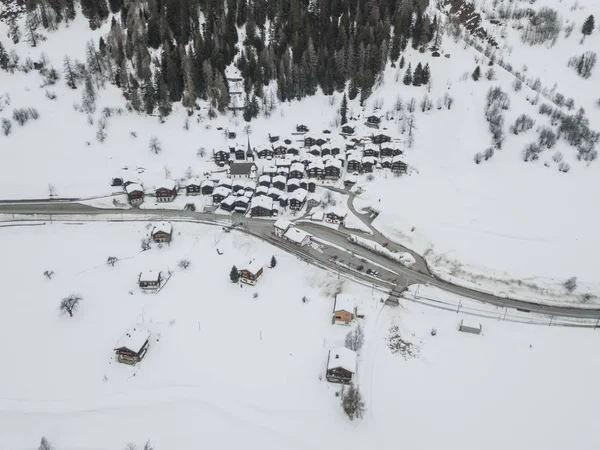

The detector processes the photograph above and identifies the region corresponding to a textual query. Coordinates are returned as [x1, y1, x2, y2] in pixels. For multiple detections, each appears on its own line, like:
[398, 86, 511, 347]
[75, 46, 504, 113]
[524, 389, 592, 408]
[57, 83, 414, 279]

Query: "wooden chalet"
[324, 159, 342, 179]
[268, 133, 279, 143]
[365, 115, 381, 129]
[218, 177, 233, 188]
[273, 144, 287, 158]
[234, 196, 250, 213]
[139, 271, 162, 290]
[250, 196, 274, 217]
[219, 195, 236, 212]
[239, 260, 264, 286]
[273, 218, 293, 237]
[391, 155, 408, 174]
[347, 154, 362, 173]
[287, 178, 301, 193]
[186, 178, 201, 195]
[283, 227, 312, 246]
[304, 135, 317, 147]
[255, 185, 269, 196]
[287, 146, 300, 156]
[315, 137, 327, 146]
[125, 183, 144, 206]
[381, 157, 392, 169]
[279, 194, 289, 207]
[326, 347, 356, 384]
[272, 175, 287, 191]
[289, 162, 305, 179]
[300, 178, 308, 191]
[296, 124, 309, 133]
[380, 145, 394, 158]
[151, 222, 172, 243]
[257, 148, 273, 159]
[371, 133, 391, 144]
[213, 149, 229, 164]
[307, 160, 324, 178]
[361, 156, 376, 173]
[344, 174, 358, 188]
[232, 179, 246, 193]
[320, 145, 332, 157]
[308, 145, 321, 157]
[155, 180, 177, 202]
[307, 193, 321, 208]
[289, 188, 308, 210]
[234, 146, 246, 160]
[267, 187, 283, 201]
[258, 174, 272, 187]
[363, 143, 379, 157]
[341, 125, 355, 135]
[114, 328, 150, 365]
[326, 209, 347, 225]
[333, 293, 355, 325]
[331, 146, 341, 156]
[212, 186, 231, 204]
[201, 180, 214, 195]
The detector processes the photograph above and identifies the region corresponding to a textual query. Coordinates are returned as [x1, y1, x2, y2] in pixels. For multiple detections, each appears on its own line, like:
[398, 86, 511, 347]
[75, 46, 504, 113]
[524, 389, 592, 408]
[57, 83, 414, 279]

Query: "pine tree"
[413, 62, 423, 86]
[108, 0, 123, 14]
[348, 78, 359, 100]
[403, 63, 412, 85]
[0, 41, 8, 70]
[25, 13, 39, 47]
[142, 81, 156, 115]
[399, 56, 405, 69]
[9, 19, 21, 44]
[390, 34, 401, 63]
[230, 266, 240, 283]
[270, 255, 277, 268]
[63, 56, 77, 89]
[582, 15, 595, 36]
[472, 65, 481, 81]
[422, 63, 431, 85]
[340, 93, 348, 125]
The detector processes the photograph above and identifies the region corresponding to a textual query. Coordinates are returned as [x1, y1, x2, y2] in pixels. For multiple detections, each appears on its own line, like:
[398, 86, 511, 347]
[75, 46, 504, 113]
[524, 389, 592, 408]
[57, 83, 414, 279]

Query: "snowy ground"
[1, 1, 600, 304]
[1, 222, 600, 449]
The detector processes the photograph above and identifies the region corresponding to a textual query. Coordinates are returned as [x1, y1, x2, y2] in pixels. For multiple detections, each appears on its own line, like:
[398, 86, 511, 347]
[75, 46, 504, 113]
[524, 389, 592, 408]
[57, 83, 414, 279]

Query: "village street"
[1, 200, 600, 321]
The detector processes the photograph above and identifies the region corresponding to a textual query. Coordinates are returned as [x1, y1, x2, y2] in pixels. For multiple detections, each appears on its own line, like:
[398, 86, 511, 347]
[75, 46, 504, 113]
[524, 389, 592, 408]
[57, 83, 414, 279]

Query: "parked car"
[382, 242, 389, 247]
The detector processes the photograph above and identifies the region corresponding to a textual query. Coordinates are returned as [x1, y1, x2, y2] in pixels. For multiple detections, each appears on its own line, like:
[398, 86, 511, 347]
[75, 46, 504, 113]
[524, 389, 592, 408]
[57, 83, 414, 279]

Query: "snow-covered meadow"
[1, 222, 600, 449]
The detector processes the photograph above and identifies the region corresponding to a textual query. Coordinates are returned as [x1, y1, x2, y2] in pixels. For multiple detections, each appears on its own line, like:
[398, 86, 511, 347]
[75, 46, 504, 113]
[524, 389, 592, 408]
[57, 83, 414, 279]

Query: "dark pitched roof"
[229, 162, 257, 175]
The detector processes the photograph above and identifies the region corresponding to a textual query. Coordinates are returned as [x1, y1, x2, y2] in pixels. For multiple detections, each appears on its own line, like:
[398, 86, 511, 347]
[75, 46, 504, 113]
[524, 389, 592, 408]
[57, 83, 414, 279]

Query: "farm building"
[138, 271, 162, 290]
[114, 328, 151, 365]
[459, 319, 482, 335]
[326, 347, 357, 384]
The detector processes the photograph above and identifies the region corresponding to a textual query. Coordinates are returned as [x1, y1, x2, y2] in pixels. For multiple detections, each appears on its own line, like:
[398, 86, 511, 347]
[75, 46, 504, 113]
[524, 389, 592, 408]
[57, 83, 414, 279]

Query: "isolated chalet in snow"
[138, 270, 162, 290]
[391, 155, 408, 174]
[125, 183, 144, 206]
[239, 260, 264, 286]
[365, 115, 381, 129]
[326, 347, 357, 384]
[333, 293, 355, 325]
[151, 222, 172, 243]
[155, 180, 177, 202]
[114, 328, 150, 365]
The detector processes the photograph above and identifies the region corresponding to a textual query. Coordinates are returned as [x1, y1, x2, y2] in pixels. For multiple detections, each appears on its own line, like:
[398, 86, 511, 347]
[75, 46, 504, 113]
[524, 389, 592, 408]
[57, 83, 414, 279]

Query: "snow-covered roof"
[327, 347, 356, 373]
[290, 162, 305, 173]
[240, 259, 263, 274]
[311, 211, 324, 221]
[327, 207, 347, 218]
[152, 222, 172, 235]
[365, 143, 378, 151]
[275, 159, 292, 167]
[225, 65, 242, 79]
[392, 154, 406, 163]
[309, 145, 321, 153]
[244, 180, 256, 190]
[213, 186, 231, 196]
[362, 156, 377, 164]
[287, 178, 300, 186]
[125, 183, 143, 193]
[139, 270, 161, 283]
[251, 196, 274, 210]
[290, 188, 308, 202]
[347, 152, 362, 162]
[256, 185, 269, 194]
[218, 177, 233, 187]
[308, 160, 324, 170]
[308, 192, 322, 201]
[460, 319, 481, 330]
[263, 164, 277, 174]
[283, 227, 311, 244]
[325, 158, 342, 169]
[229, 162, 257, 176]
[221, 195, 236, 206]
[273, 175, 287, 184]
[114, 328, 150, 353]
[268, 187, 284, 196]
[381, 157, 392, 163]
[157, 179, 177, 190]
[334, 293, 355, 313]
[236, 196, 250, 204]
[258, 174, 271, 182]
[187, 177, 201, 187]
[274, 218, 293, 231]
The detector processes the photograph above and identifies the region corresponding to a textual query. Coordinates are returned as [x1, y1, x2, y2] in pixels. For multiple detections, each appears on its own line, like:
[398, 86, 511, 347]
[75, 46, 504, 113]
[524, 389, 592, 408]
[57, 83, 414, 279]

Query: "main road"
[1, 200, 599, 321]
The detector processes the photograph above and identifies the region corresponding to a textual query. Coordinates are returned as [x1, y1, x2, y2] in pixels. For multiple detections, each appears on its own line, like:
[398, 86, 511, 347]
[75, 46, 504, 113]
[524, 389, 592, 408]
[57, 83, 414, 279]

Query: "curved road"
[1, 200, 599, 320]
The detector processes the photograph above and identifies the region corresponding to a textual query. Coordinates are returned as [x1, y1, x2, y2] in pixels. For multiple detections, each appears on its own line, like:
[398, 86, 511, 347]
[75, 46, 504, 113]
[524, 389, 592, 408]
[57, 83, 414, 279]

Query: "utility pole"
[456, 300, 462, 313]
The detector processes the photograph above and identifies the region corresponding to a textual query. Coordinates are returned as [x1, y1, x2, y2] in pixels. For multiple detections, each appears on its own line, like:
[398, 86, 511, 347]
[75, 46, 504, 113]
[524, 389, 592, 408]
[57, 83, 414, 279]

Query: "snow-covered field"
[1, 222, 600, 449]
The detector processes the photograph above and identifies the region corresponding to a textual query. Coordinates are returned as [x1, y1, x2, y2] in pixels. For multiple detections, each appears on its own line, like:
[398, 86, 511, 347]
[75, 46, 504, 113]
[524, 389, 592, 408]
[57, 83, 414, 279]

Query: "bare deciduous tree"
[1, 118, 11, 136]
[43, 270, 55, 279]
[39, 436, 53, 450]
[149, 136, 161, 154]
[107, 256, 118, 266]
[342, 383, 365, 420]
[59, 294, 82, 317]
[345, 324, 365, 351]
[564, 276, 577, 293]
[178, 259, 191, 270]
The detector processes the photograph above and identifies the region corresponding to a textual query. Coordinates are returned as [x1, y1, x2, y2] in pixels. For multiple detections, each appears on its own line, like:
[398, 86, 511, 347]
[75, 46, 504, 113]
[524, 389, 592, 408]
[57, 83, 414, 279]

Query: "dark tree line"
[7, 0, 436, 118]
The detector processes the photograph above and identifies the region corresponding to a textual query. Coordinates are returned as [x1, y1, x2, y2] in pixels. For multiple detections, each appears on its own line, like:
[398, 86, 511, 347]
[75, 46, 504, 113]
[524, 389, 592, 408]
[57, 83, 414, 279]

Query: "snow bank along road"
[1, 201, 599, 321]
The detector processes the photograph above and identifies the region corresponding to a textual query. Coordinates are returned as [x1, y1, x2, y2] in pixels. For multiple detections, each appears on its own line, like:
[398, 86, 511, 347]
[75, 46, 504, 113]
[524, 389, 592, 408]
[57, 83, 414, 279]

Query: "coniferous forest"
[10, 0, 436, 118]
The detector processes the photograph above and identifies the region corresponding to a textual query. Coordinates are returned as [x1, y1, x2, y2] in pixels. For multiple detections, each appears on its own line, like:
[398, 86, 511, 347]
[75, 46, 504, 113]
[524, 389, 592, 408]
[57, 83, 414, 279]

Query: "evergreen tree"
[270, 255, 277, 268]
[243, 93, 253, 122]
[340, 93, 348, 125]
[142, 81, 156, 115]
[403, 63, 412, 85]
[422, 63, 431, 85]
[348, 78, 358, 100]
[390, 34, 401, 63]
[342, 384, 365, 420]
[413, 62, 423, 86]
[399, 56, 405, 69]
[582, 15, 595, 36]
[0, 41, 8, 70]
[9, 19, 21, 44]
[155, 70, 172, 118]
[230, 266, 240, 283]
[63, 56, 77, 89]
[472, 65, 481, 81]
[108, 0, 123, 14]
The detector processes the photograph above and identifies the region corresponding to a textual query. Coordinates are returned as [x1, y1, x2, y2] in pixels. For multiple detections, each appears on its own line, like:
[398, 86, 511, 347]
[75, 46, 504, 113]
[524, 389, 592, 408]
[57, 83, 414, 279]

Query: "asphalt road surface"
[1, 201, 599, 320]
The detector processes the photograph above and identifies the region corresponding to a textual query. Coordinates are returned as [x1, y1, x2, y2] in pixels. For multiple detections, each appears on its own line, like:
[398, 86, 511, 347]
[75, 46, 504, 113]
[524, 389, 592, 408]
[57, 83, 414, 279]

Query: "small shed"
[326, 347, 357, 384]
[333, 293, 355, 325]
[459, 319, 482, 335]
[139, 271, 162, 290]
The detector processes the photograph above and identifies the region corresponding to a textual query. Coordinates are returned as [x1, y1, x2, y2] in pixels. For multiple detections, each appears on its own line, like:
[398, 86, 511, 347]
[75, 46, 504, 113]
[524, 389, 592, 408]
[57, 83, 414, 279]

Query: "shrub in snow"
[512, 79, 522, 92]
[342, 384, 365, 421]
[141, 239, 151, 251]
[539, 103, 553, 116]
[45, 90, 57, 100]
[96, 118, 107, 143]
[564, 277, 577, 293]
[483, 147, 494, 160]
[552, 151, 563, 163]
[558, 162, 571, 173]
[538, 127, 557, 148]
[106, 256, 118, 267]
[510, 114, 535, 135]
[345, 324, 365, 352]
[178, 259, 191, 270]
[43, 270, 54, 280]
[38, 436, 53, 450]
[523, 142, 542, 162]
[1, 118, 11, 136]
[568, 52, 596, 79]
[387, 325, 420, 358]
[59, 294, 82, 317]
